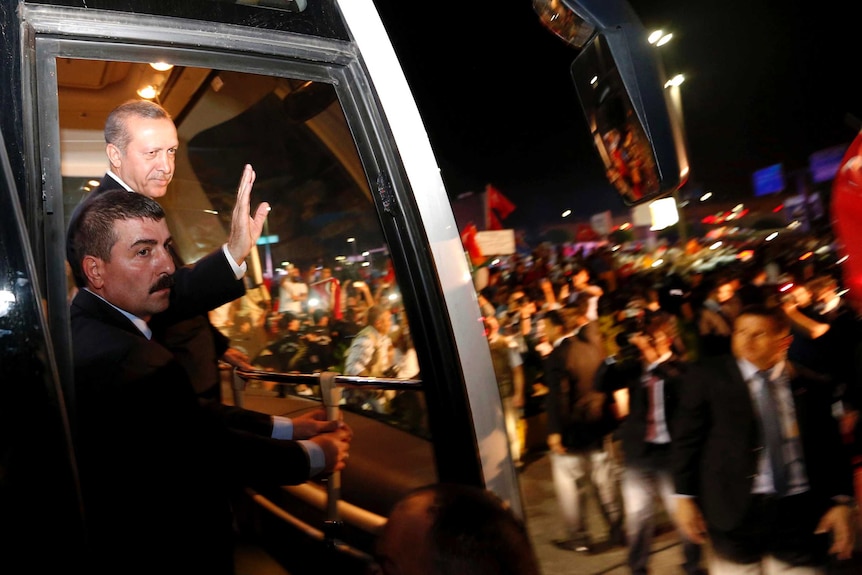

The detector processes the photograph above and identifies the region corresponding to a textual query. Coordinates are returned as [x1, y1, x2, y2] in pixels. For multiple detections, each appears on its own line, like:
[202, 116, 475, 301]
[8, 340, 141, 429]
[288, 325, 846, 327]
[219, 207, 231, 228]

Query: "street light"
[347, 236, 357, 260]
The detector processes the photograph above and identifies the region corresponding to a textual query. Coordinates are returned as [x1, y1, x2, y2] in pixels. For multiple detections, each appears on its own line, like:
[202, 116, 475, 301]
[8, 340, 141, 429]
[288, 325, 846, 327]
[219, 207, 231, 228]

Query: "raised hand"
[227, 164, 271, 266]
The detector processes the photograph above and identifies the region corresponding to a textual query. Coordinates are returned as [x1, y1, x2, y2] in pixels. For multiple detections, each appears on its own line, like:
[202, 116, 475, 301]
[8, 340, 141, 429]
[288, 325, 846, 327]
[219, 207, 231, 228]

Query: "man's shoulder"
[96, 173, 124, 193]
[683, 355, 734, 380]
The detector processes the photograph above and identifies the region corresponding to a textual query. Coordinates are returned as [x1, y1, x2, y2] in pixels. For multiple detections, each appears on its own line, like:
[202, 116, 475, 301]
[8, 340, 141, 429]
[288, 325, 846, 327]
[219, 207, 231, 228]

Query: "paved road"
[519, 446, 862, 575]
[519, 447, 692, 575]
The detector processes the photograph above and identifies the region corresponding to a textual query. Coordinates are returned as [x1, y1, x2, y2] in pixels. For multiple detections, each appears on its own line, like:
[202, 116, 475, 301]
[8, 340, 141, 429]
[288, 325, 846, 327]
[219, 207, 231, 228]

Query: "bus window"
[57, 58, 435, 514]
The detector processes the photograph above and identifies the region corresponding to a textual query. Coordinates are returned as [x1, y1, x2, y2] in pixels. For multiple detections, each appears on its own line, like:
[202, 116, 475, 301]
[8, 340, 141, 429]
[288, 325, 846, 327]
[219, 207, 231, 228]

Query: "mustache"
[149, 274, 175, 294]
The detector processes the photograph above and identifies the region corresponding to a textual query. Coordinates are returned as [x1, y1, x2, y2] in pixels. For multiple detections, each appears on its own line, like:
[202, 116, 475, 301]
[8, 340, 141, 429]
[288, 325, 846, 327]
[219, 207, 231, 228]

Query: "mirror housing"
[535, 0, 689, 206]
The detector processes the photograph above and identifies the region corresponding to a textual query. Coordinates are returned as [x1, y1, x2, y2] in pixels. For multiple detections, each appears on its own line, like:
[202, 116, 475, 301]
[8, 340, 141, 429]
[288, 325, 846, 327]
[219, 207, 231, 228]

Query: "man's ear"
[82, 255, 105, 289]
[106, 143, 122, 169]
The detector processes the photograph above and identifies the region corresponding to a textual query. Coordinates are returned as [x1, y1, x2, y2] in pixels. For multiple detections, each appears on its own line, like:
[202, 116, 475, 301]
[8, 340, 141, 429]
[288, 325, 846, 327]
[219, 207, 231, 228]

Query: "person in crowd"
[790, 274, 862, 465]
[735, 262, 771, 307]
[673, 304, 856, 574]
[568, 262, 604, 321]
[67, 190, 352, 575]
[372, 483, 540, 575]
[600, 311, 705, 575]
[643, 285, 689, 361]
[254, 311, 316, 396]
[344, 304, 396, 411]
[304, 308, 336, 372]
[66, 99, 253, 403]
[277, 263, 308, 316]
[309, 266, 340, 317]
[484, 313, 526, 469]
[541, 305, 623, 553]
[695, 272, 737, 357]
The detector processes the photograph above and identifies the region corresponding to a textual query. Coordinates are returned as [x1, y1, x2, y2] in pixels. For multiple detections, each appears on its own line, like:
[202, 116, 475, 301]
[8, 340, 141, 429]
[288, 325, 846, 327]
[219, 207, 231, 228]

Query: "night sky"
[371, 0, 862, 235]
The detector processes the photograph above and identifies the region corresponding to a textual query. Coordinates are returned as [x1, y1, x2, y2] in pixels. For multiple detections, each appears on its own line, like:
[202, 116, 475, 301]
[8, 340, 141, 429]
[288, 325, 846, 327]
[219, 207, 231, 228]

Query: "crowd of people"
[470, 236, 862, 574]
[225, 208, 862, 573]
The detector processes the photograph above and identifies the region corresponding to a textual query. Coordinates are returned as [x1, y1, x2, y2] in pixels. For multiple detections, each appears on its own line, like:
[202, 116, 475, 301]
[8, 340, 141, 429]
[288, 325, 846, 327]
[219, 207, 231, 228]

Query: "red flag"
[486, 184, 516, 221]
[487, 210, 503, 231]
[383, 259, 396, 285]
[460, 223, 485, 267]
[575, 223, 599, 242]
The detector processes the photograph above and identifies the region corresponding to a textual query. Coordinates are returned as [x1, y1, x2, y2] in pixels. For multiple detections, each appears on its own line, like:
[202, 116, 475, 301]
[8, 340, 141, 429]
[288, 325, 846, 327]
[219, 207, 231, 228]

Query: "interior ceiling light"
[150, 62, 174, 72]
[137, 85, 158, 100]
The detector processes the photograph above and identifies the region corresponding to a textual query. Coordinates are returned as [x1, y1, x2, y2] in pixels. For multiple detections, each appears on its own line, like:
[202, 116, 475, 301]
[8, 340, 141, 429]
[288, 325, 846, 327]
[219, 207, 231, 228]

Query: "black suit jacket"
[68, 174, 246, 397]
[545, 324, 617, 450]
[672, 355, 853, 532]
[71, 289, 309, 574]
[602, 355, 687, 463]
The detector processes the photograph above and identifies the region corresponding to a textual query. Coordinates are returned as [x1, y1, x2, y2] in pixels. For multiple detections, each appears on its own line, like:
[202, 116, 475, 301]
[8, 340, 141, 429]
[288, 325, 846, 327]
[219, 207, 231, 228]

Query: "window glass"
[59, 60, 429, 441]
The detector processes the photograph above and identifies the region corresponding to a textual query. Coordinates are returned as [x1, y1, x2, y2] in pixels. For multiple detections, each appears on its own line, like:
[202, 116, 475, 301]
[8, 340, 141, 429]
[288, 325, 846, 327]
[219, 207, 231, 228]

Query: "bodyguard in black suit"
[68, 190, 352, 574]
[672, 304, 855, 573]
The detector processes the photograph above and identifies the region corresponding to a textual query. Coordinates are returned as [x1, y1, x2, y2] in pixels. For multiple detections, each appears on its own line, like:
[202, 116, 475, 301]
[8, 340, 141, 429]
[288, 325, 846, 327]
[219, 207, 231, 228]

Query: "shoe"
[608, 524, 626, 548]
[552, 538, 591, 553]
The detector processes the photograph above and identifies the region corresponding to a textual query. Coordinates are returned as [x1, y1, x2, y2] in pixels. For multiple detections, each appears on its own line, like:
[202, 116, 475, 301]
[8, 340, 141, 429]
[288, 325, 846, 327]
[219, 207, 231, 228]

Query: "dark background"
[371, 0, 862, 235]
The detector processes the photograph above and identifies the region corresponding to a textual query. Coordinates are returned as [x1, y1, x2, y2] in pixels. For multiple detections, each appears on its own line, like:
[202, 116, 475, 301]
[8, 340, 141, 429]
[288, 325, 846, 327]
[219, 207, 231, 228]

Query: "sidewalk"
[518, 448, 862, 575]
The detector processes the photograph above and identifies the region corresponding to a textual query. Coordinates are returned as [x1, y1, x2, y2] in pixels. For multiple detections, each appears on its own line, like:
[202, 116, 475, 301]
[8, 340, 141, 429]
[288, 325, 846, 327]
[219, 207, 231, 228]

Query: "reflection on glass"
[572, 33, 662, 205]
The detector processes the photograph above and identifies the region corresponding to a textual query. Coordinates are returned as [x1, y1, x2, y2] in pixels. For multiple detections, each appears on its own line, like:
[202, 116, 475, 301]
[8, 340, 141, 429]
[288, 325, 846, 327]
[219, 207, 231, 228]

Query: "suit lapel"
[720, 355, 758, 423]
[72, 289, 147, 338]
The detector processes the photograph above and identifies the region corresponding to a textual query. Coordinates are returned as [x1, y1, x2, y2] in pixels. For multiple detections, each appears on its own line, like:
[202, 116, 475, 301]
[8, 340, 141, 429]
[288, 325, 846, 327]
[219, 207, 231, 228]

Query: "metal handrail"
[233, 367, 422, 392]
[231, 367, 423, 552]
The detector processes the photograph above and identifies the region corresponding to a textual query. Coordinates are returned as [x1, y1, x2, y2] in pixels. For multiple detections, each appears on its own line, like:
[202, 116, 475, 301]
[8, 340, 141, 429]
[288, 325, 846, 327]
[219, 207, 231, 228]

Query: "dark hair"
[104, 99, 172, 152]
[543, 308, 566, 329]
[67, 190, 166, 288]
[312, 308, 330, 324]
[402, 483, 540, 575]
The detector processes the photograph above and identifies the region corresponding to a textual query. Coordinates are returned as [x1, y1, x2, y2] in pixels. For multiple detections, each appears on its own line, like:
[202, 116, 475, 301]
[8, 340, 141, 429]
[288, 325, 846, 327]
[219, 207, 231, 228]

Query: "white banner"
[590, 210, 613, 236]
[475, 229, 516, 255]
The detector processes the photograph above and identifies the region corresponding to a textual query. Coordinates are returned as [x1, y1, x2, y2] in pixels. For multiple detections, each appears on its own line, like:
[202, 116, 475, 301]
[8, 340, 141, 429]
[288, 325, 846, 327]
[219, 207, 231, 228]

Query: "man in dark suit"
[541, 306, 622, 553]
[67, 99, 254, 402]
[67, 190, 352, 575]
[600, 311, 704, 574]
[673, 304, 856, 573]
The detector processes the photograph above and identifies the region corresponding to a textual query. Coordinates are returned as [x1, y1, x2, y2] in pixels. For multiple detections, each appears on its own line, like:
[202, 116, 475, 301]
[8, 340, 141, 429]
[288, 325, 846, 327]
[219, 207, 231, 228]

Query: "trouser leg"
[550, 451, 589, 539]
[502, 397, 521, 464]
[621, 463, 656, 575]
[590, 444, 623, 528]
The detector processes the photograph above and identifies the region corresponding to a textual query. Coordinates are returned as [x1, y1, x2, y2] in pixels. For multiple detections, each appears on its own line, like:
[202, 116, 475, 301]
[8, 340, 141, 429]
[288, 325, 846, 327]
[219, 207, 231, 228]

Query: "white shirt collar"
[738, 357, 785, 381]
[106, 170, 135, 192]
[84, 288, 152, 339]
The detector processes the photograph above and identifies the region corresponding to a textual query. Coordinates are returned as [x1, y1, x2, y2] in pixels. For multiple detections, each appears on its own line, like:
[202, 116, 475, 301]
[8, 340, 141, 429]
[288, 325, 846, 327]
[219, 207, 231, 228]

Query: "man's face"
[109, 116, 178, 198]
[374, 310, 393, 335]
[731, 313, 790, 370]
[716, 282, 735, 303]
[573, 269, 589, 288]
[91, 217, 176, 321]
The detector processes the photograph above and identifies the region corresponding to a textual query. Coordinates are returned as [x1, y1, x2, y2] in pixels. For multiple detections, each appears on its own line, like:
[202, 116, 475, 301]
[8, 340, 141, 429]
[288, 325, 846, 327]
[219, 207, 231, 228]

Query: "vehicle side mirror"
[571, 30, 689, 206]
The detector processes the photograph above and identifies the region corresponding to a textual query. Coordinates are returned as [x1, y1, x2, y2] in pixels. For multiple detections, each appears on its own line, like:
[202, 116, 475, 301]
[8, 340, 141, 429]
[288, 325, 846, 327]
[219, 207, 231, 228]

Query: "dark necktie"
[755, 369, 787, 495]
